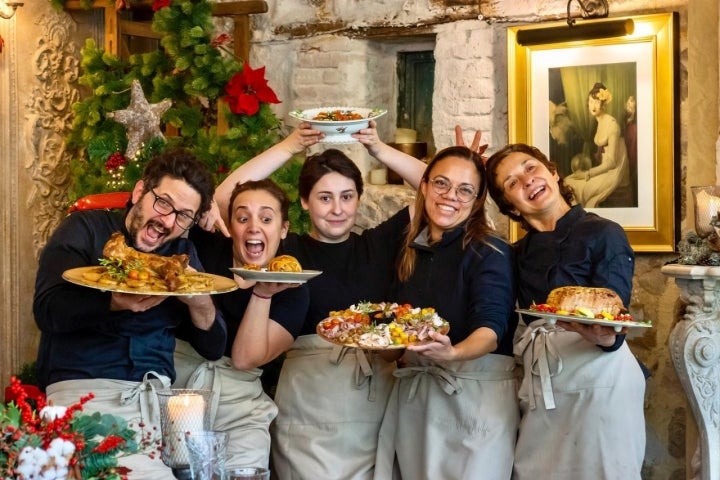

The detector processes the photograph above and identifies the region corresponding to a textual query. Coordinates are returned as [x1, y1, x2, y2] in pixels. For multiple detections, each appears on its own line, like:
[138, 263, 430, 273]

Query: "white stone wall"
[250, 0, 686, 179]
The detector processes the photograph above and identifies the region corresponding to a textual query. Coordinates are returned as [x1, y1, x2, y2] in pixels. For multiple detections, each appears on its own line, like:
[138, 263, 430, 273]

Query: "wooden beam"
[63, 0, 118, 54]
[211, 1, 268, 16]
[119, 19, 161, 40]
[233, 15, 251, 63]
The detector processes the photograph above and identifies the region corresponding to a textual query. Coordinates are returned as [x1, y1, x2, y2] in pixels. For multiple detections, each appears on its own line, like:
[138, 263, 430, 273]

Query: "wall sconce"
[516, 0, 634, 46]
[0, 1, 23, 20]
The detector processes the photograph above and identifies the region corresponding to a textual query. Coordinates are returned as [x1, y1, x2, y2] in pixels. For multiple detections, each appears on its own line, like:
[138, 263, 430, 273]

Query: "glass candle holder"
[156, 389, 215, 474]
[692, 186, 720, 238]
[186, 430, 229, 480]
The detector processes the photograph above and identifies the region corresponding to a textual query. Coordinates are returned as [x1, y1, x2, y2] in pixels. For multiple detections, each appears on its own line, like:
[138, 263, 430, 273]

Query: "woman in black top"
[176, 179, 309, 470]
[205, 124, 426, 479]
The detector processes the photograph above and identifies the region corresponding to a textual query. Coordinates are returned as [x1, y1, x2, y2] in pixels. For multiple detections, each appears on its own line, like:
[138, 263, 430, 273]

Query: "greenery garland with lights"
[54, 0, 309, 233]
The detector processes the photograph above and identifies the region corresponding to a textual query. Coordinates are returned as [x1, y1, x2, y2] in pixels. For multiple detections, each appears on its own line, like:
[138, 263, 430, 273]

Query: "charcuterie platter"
[316, 302, 449, 350]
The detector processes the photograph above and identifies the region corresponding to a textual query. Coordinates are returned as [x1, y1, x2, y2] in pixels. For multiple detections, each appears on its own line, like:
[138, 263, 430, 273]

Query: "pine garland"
[59, 0, 309, 233]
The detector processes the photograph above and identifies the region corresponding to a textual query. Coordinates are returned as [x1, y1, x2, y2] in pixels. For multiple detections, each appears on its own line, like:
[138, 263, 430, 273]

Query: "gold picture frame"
[507, 13, 678, 252]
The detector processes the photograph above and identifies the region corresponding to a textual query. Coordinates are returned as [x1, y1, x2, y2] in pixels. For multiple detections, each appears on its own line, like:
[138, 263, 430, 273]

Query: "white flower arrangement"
[17, 438, 76, 480]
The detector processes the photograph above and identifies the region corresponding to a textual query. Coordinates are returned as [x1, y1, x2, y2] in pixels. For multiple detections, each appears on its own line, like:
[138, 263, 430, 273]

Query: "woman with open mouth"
[174, 178, 310, 471]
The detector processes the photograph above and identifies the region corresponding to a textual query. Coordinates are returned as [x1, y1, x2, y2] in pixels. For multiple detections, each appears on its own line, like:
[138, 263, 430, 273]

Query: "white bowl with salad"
[288, 107, 387, 144]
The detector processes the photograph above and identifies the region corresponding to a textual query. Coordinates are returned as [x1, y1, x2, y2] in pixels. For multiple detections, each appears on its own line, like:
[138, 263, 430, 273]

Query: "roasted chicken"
[102, 232, 189, 291]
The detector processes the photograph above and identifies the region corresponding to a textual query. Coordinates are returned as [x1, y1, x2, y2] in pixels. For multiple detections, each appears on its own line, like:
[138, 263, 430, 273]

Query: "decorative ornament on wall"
[106, 79, 172, 158]
[26, 10, 80, 258]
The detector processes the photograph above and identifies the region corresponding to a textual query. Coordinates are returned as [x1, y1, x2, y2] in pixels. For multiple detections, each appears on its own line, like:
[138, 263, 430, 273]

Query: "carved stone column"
[662, 264, 720, 480]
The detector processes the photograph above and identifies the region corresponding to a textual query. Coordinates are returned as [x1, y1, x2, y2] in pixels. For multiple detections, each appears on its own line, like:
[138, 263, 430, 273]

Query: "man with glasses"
[34, 147, 227, 479]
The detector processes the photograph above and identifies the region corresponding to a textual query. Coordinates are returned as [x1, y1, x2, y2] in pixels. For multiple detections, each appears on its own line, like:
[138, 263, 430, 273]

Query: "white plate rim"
[229, 267, 322, 283]
[62, 266, 238, 296]
[516, 308, 652, 331]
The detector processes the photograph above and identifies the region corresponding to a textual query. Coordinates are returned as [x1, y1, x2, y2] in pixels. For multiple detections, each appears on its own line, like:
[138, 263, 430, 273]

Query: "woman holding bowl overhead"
[197, 121, 424, 479]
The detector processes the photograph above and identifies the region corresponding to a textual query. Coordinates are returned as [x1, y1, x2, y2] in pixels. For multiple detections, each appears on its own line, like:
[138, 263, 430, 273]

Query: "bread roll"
[267, 255, 302, 272]
[546, 286, 624, 316]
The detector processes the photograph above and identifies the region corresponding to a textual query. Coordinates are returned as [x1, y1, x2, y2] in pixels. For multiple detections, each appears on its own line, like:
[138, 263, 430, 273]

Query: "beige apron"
[512, 319, 645, 480]
[173, 339, 278, 469]
[271, 334, 395, 480]
[374, 351, 518, 480]
[46, 373, 174, 480]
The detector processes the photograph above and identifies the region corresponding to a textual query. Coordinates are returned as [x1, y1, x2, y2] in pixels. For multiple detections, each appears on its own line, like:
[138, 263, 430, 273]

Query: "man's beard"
[126, 203, 172, 252]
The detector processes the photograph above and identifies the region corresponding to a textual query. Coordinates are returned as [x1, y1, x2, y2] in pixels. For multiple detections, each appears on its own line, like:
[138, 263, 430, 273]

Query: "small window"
[397, 51, 436, 155]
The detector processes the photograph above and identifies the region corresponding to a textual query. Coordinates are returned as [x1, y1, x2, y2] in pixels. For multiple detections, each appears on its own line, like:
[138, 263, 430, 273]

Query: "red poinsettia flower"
[152, 0, 172, 12]
[224, 63, 281, 116]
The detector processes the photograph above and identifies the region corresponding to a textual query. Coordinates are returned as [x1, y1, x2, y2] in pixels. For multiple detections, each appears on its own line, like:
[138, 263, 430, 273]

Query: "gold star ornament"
[107, 79, 172, 158]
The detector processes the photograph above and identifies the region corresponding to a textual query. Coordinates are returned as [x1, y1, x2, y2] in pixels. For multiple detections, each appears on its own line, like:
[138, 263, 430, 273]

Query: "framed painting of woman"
[507, 13, 678, 252]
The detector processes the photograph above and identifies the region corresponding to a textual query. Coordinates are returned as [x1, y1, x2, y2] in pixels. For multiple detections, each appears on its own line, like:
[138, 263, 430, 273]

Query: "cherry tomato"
[532, 303, 558, 313]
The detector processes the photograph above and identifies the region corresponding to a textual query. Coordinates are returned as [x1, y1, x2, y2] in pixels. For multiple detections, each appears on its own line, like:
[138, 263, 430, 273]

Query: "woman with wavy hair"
[486, 142, 645, 480]
[175, 179, 309, 470]
[374, 146, 519, 480]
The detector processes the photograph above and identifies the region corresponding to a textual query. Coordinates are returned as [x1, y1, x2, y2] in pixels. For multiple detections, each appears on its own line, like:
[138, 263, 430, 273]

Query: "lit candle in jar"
[693, 188, 720, 237]
[166, 394, 205, 465]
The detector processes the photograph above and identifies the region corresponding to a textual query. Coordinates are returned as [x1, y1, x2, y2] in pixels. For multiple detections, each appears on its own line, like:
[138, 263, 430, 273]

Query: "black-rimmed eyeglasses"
[150, 189, 197, 230]
[428, 177, 478, 203]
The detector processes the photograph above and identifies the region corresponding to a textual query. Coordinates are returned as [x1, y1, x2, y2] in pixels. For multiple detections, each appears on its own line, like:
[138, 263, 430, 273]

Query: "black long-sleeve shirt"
[394, 226, 517, 356]
[281, 207, 411, 333]
[515, 205, 634, 352]
[33, 210, 227, 390]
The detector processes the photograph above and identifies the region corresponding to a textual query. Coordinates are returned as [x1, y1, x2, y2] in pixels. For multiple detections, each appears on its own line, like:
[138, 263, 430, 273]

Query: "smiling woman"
[485, 143, 645, 480]
[178, 178, 309, 470]
[375, 145, 519, 479]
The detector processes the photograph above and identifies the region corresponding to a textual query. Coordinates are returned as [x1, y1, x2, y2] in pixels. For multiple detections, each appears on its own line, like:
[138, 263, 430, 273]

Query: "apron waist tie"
[393, 364, 515, 402]
[119, 371, 171, 425]
[329, 345, 377, 401]
[515, 321, 564, 411]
